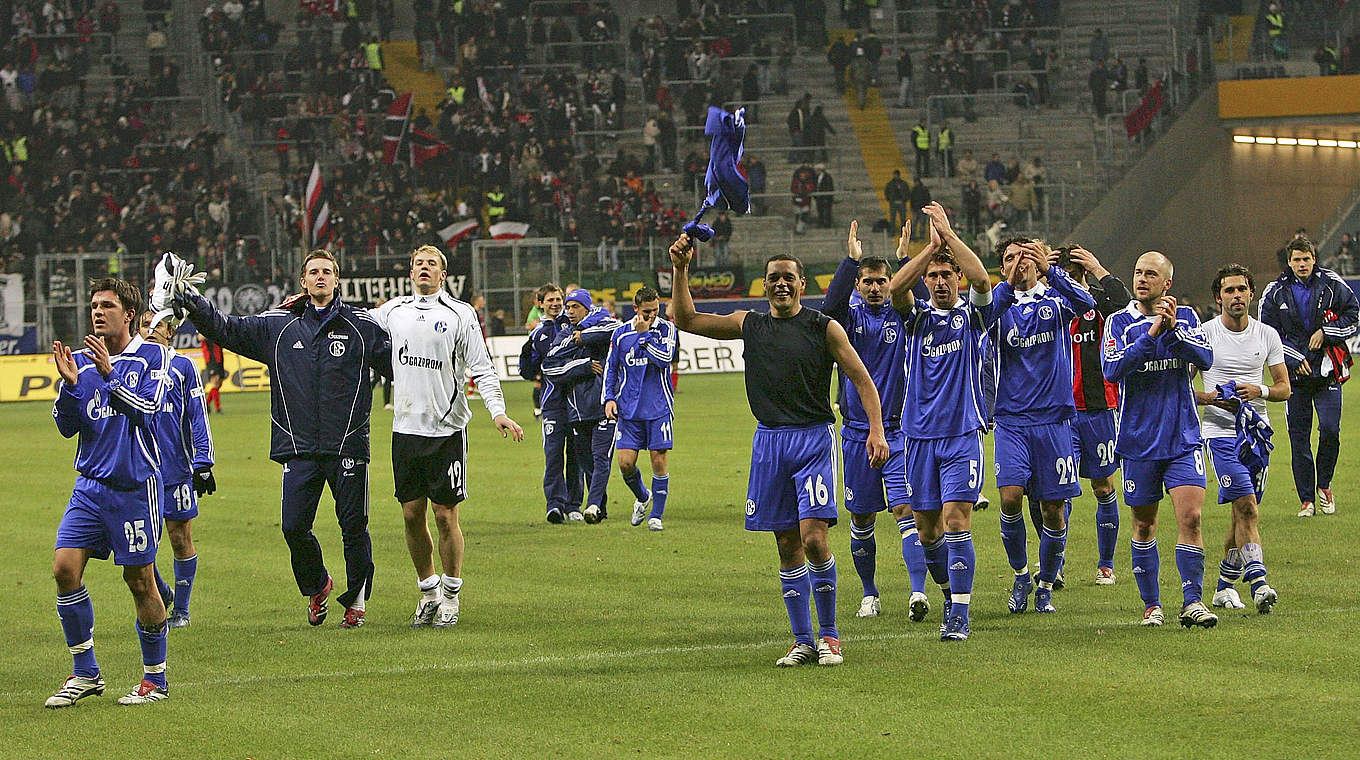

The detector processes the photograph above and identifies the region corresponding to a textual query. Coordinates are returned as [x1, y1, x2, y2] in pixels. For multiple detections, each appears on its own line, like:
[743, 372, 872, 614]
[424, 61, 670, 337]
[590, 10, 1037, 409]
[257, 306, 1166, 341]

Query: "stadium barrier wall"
[1218, 74, 1360, 119]
[0, 332, 747, 403]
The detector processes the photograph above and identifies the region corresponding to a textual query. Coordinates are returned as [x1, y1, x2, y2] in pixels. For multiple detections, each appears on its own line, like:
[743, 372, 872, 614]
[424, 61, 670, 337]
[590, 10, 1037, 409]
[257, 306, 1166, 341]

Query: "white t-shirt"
[370, 291, 506, 437]
[1199, 316, 1285, 439]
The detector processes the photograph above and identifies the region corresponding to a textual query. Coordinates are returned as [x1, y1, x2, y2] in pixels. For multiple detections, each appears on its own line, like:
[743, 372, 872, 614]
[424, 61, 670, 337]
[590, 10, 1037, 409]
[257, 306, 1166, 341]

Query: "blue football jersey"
[602, 318, 677, 421]
[902, 290, 1001, 440]
[821, 257, 909, 433]
[53, 335, 172, 489]
[991, 266, 1097, 426]
[150, 351, 215, 486]
[1102, 303, 1214, 460]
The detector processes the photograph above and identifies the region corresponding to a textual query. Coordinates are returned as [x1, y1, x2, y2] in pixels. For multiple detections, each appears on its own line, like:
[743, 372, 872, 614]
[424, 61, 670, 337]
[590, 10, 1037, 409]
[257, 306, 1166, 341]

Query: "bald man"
[1101, 252, 1218, 629]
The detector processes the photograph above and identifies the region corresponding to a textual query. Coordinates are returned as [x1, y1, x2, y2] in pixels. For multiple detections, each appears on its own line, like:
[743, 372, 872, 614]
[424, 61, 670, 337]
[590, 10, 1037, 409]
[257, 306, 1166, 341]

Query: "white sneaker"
[908, 591, 930, 622]
[1253, 584, 1278, 614]
[1179, 601, 1219, 628]
[775, 642, 817, 667]
[1095, 567, 1117, 585]
[1211, 588, 1246, 610]
[816, 636, 843, 666]
[434, 594, 459, 628]
[583, 504, 603, 524]
[647, 517, 664, 531]
[631, 496, 651, 526]
[975, 494, 990, 510]
[411, 594, 440, 627]
[1298, 501, 1315, 518]
[45, 674, 105, 708]
[855, 595, 881, 618]
[1141, 605, 1164, 627]
[117, 679, 169, 705]
[1319, 488, 1336, 514]
[567, 510, 585, 522]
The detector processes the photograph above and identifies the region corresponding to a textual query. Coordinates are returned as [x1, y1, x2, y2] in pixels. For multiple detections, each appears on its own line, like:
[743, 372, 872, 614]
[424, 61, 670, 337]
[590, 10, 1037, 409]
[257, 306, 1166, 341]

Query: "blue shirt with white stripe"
[52, 335, 171, 490]
[1102, 303, 1214, 460]
[902, 289, 1002, 440]
[602, 317, 676, 421]
[149, 351, 215, 486]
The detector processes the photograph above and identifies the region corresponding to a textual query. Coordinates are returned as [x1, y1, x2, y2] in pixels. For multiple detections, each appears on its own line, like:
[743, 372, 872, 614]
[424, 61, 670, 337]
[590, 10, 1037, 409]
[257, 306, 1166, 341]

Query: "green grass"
[1, 373, 1358, 758]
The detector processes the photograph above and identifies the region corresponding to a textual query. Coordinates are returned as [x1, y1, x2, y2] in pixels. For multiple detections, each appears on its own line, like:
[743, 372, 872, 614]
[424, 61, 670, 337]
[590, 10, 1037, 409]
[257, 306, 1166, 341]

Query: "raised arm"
[668, 234, 746, 339]
[643, 321, 677, 367]
[51, 342, 85, 439]
[889, 220, 935, 308]
[823, 222, 863, 324]
[1102, 314, 1159, 382]
[180, 292, 276, 363]
[1164, 301, 1214, 369]
[921, 202, 988, 293]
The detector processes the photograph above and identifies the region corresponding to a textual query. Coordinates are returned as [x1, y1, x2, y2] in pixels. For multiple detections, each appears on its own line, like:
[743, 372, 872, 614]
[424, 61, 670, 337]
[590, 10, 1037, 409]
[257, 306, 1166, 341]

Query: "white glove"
[148, 252, 207, 331]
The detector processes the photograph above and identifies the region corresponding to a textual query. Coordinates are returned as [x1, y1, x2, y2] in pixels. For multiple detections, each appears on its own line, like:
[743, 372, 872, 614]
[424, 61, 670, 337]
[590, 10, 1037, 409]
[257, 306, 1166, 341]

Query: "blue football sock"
[621, 468, 649, 502]
[999, 510, 1029, 575]
[922, 535, 950, 588]
[153, 564, 172, 608]
[1131, 538, 1161, 607]
[173, 554, 197, 615]
[136, 619, 168, 689]
[779, 565, 814, 646]
[1241, 542, 1268, 593]
[1037, 525, 1067, 587]
[849, 523, 878, 597]
[1057, 499, 1073, 576]
[56, 586, 98, 678]
[808, 557, 839, 640]
[649, 475, 669, 519]
[896, 517, 928, 594]
[944, 531, 974, 621]
[1174, 543, 1206, 606]
[1217, 547, 1244, 591]
[1095, 492, 1120, 569]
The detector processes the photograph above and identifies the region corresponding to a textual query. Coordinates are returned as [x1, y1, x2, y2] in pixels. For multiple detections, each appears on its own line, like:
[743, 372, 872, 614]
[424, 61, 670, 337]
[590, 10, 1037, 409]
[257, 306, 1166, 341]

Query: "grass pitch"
[2, 373, 1358, 758]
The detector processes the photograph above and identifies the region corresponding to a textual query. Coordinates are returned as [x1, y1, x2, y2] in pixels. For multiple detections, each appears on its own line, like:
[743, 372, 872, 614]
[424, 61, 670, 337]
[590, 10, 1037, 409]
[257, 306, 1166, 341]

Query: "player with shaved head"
[1102, 251, 1217, 629]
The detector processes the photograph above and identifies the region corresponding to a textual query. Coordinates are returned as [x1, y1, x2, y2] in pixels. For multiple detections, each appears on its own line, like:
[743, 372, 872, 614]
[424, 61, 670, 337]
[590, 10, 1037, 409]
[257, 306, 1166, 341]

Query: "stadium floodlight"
[1298, 138, 1319, 146]
[1255, 136, 1278, 144]
[1319, 139, 1340, 147]
[1233, 135, 1255, 143]
[1276, 137, 1299, 145]
[1341, 140, 1359, 149]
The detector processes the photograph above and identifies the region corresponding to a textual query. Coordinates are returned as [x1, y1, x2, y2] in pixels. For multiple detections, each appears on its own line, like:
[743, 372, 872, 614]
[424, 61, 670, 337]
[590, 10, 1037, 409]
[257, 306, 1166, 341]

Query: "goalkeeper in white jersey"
[370, 245, 525, 628]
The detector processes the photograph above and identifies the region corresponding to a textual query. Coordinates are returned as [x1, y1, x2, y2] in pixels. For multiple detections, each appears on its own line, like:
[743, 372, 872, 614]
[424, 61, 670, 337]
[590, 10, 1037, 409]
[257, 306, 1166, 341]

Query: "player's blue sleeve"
[52, 374, 86, 438]
[971, 285, 1006, 328]
[1258, 282, 1304, 369]
[579, 318, 620, 350]
[1045, 264, 1097, 317]
[182, 293, 274, 363]
[542, 336, 596, 382]
[991, 281, 1017, 316]
[182, 361, 214, 469]
[1165, 307, 1214, 369]
[644, 323, 676, 367]
[602, 330, 623, 403]
[822, 257, 858, 325]
[519, 332, 543, 380]
[1102, 315, 1158, 381]
[104, 348, 168, 424]
[1322, 274, 1360, 344]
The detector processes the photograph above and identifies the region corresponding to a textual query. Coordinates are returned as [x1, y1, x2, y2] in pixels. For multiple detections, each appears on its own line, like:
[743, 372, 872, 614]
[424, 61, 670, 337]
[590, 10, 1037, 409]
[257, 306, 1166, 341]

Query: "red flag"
[382, 93, 412, 165]
[303, 161, 328, 246]
[489, 221, 530, 239]
[438, 219, 479, 246]
[410, 128, 451, 169]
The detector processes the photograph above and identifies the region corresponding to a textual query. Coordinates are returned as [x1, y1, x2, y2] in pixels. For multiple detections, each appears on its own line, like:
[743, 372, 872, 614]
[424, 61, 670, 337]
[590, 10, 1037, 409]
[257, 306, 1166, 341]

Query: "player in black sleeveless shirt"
[667, 232, 888, 667]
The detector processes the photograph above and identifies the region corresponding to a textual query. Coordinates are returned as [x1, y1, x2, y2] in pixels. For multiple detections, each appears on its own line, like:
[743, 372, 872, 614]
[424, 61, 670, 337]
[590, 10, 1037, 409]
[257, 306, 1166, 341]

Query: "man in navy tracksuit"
[1260, 237, 1359, 517]
[178, 250, 392, 627]
[519, 284, 584, 523]
[542, 289, 621, 524]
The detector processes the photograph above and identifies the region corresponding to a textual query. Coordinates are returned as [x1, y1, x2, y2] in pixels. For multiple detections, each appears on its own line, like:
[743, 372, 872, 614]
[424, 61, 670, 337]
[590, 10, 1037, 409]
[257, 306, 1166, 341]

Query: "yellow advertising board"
[1218, 74, 1360, 120]
[0, 350, 271, 403]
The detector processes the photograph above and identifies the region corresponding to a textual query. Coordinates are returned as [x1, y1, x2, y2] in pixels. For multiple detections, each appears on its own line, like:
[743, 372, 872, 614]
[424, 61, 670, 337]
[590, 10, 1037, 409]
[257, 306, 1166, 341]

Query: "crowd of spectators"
[2, 0, 267, 292]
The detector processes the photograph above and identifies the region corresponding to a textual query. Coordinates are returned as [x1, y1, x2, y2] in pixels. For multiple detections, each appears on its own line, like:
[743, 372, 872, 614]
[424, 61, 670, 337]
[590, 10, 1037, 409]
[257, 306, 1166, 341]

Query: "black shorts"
[392, 431, 467, 505]
[204, 361, 227, 380]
